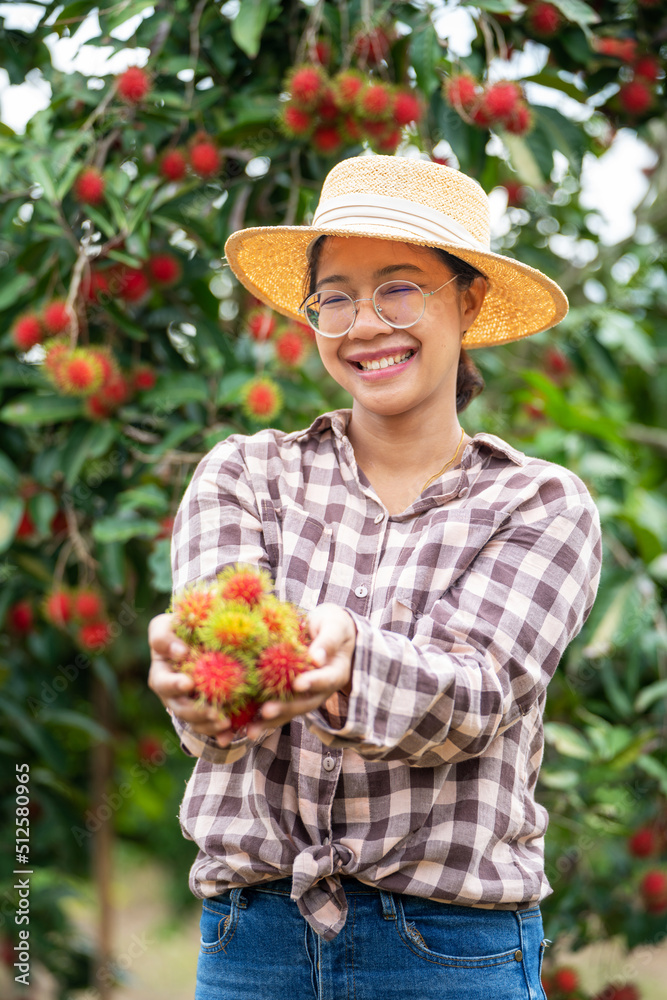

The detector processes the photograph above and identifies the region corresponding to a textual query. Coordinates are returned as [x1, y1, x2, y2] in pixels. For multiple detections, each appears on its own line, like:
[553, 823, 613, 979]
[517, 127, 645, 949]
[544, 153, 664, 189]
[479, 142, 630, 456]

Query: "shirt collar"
[287, 410, 526, 467]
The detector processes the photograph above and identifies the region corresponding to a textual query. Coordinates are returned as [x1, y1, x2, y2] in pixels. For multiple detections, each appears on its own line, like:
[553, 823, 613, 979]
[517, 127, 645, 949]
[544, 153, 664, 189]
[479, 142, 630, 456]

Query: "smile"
[352, 349, 416, 371]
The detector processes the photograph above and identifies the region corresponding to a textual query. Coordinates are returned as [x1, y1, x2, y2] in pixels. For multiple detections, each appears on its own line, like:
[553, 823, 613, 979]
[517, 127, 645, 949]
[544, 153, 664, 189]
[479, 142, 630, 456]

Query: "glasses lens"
[374, 280, 425, 328]
[304, 290, 354, 336]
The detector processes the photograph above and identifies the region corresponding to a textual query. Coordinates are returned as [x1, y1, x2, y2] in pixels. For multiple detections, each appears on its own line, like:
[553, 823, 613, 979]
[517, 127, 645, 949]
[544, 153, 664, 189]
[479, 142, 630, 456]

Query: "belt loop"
[230, 887, 248, 909]
[379, 889, 396, 921]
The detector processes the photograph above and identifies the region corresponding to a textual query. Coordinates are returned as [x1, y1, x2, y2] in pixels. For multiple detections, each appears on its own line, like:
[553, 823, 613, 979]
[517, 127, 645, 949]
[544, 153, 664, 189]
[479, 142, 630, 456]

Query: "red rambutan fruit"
[42, 300, 72, 336]
[260, 596, 301, 642]
[8, 600, 33, 633]
[78, 620, 113, 651]
[628, 825, 661, 857]
[227, 699, 261, 730]
[50, 509, 68, 534]
[256, 641, 313, 699]
[44, 589, 73, 627]
[186, 650, 250, 710]
[618, 79, 653, 115]
[217, 565, 273, 608]
[552, 967, 579, 993]
[641, 869, 667, 899]
[392, 89, 422, 126]
[275, 329, 307, 367]
[43, 339, 70, 388]
[148, 253, 182, 286]
[288, 64, 326, 109]
[503, 180, 525, 206]
[313, 40, 330, 65]
[159, 149, 188, 181]
[87, 347, 117, 386]
[340, 114, 362, 143]
[117, 267, 151, 302]
[157, 515, 175, 539]
[189, 139, 221, 178]
[352, 26, 391, 67]
[482, 81, 522, 124]
[12, 313, 43, 351]
[117, 65, 150, 104]
[83, 270, 110, 304]
[282, 103, 314, 137]
[504, 102, 533, 135]
[16, 509, 36, 539]
[247, 309, 277, 341]
[545, 347, 572, 379]
[241, 376, 283, 423]
[59, 350, 105, 396]
[595, 986, 640, 1000]
[374, 127, 401, 153]
[74, 167, 105, 205]
[72, 589, 105, 622]
[595, 37, 638, 63]
[171, 584, 218, 643]
[332, 71, 364, 111]
[312, 124, 343, 155]
[445, 74, 479, 112]
[633, 55, 662, 82]
[137, 735, 163, 763]
[316, 87, 339, 122]
[357, 83, 392, 121]
[132, 365, 157, 391]
[526, 3, 562, 37]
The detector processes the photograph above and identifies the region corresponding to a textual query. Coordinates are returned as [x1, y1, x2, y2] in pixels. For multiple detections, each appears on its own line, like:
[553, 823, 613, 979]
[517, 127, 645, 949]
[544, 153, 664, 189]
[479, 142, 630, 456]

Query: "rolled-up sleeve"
[307, 498, 602, 767]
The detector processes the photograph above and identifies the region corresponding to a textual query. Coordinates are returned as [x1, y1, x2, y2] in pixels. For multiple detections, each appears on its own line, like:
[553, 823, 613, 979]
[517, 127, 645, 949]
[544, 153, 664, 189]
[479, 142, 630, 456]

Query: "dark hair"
[304, 237, 485, 413]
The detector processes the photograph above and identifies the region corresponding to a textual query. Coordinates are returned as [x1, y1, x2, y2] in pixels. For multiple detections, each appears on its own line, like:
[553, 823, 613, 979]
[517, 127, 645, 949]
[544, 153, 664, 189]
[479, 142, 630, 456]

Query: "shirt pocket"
[260, 500, 332, 610]
[392, 508, 507, 624]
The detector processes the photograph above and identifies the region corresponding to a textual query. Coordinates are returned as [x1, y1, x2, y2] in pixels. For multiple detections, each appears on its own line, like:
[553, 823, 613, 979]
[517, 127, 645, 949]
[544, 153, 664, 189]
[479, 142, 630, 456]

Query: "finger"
[148, 613, 190, 661]
[165, 696, 232, 732]
[253, 692, 327, 730]
[148, 656, 194, 697]
[292, 663, 343, 695]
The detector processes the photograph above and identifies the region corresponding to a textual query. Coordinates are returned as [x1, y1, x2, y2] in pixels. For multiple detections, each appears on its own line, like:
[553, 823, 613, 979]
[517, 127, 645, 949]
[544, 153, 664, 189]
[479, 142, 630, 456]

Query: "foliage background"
[0, 1, 665, 996]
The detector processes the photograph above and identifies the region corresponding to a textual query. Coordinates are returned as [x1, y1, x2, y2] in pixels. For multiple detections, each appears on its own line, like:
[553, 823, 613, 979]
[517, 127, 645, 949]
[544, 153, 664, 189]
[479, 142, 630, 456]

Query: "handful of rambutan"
[167, 565, 314, 731]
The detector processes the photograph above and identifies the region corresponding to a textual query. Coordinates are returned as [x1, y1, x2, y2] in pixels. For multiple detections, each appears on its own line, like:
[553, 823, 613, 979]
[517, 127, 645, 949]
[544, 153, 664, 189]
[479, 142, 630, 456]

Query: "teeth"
[357, 350, 413, 371]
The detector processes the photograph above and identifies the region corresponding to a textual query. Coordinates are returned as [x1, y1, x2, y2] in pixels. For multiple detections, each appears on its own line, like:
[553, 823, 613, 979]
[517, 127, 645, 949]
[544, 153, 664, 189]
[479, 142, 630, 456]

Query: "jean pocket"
[393, 896, 525, 969]
[199, 890, 243, 955]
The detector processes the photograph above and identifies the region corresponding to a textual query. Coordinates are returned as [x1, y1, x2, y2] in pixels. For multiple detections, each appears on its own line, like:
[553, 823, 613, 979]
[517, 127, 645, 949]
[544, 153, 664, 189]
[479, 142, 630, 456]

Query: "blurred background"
[0, 1, 665, 998]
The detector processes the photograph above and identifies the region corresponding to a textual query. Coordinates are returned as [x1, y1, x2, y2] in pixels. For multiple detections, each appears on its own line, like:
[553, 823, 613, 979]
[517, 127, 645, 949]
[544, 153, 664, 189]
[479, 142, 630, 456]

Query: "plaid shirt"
[169, 409, 602, 941]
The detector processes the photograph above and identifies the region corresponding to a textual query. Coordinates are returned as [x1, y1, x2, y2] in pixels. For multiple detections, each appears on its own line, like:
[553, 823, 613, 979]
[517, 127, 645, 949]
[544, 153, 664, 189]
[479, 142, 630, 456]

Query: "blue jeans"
[195, 877, 549, 999]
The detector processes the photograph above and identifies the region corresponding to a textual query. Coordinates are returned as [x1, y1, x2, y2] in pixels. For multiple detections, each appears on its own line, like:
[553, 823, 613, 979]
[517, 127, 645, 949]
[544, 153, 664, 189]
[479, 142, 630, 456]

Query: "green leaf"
[231, 0, 273, 58]
[551, 0, 599, 26]
[530, 105, 587, 174]
[85, 205, 116, 239]
[544, 722, 593, 759]
[502, 134, 545, 187]
[410, 21, 441, 96]
[28, 491, 57, 535]
[634, 679, 667, 714]
[92, 516, 161, 544]
[117, 484, 169, 515]
[27, 157, 57, 202]
[0, 272, 33, 310]
[97, 541, 127, 593]
[0, 497, 23, 553]
[620, 489, 667, 563]
[141, 373, 210, 409]
[539, 768, 580, 789]
[0, 394, 83, 426]
[0, 452, 19, 491]
[582, 578, 641, 659]
[216, 370, 253, 406]
[100, 0, 155, 33]
[148, 537, 173, 593]
[637, 755, 667, 796]
[37, 708, 111, 744]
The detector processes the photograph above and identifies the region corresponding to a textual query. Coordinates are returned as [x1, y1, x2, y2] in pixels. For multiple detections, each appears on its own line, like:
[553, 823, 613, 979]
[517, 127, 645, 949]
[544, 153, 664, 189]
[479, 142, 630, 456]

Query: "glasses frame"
[298, 276, 457, 339]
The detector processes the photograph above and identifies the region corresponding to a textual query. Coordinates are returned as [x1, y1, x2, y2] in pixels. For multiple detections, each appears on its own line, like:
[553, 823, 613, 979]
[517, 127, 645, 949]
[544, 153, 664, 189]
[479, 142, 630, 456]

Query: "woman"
[148, 155, 602, 1000]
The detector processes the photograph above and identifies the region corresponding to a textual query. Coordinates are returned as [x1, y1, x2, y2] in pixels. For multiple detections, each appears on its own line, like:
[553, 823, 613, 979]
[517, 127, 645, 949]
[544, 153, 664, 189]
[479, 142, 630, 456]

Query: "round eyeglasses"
[298, 277, 457, 338]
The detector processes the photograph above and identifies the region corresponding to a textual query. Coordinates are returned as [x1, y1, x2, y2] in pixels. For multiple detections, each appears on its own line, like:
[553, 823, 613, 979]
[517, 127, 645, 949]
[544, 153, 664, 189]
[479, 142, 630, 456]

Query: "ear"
[460, 275, 487, 334]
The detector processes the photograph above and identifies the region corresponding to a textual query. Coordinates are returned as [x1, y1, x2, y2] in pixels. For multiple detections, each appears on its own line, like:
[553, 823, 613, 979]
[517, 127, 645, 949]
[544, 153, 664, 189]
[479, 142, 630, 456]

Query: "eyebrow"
[315, 262, 426, 290]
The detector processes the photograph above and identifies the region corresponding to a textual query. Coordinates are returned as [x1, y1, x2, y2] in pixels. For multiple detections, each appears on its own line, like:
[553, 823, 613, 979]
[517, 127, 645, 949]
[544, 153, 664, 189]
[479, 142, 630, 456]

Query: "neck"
[346, 401, 467, 485]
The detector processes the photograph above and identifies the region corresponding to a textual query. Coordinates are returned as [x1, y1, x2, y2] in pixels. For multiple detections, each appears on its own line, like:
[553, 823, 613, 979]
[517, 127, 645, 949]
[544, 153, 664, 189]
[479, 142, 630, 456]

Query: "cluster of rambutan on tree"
[0, 0, 666, 995]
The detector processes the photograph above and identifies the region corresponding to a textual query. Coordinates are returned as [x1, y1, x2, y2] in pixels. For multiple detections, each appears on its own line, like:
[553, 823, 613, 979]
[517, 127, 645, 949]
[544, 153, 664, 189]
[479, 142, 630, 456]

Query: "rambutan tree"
[0, 1, 665, 995]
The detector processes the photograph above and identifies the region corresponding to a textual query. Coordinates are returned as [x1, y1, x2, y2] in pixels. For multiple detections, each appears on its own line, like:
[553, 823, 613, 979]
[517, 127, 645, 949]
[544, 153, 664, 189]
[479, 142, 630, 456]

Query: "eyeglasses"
[298, 277, 457, 338]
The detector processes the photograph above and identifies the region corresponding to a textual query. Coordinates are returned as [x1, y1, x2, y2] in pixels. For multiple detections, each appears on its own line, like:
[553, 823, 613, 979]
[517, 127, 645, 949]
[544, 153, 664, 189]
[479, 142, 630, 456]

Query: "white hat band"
[312, 193, 489, 253]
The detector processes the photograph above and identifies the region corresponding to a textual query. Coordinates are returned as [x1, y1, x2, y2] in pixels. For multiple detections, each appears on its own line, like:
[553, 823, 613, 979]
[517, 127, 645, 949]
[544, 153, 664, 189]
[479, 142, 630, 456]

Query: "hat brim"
[224, 225, 568, 349]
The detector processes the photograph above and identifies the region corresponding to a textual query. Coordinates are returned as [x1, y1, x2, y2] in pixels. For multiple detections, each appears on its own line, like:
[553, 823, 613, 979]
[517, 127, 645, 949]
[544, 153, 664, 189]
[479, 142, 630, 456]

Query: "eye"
[320, 293, 349, 307]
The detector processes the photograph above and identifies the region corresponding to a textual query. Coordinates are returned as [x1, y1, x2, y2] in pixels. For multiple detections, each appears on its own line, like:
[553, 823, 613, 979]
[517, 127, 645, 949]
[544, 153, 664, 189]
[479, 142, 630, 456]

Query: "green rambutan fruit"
[198, 602, 269, 657]
[170, 582, 218, 643]
[259, 595, 301, 643]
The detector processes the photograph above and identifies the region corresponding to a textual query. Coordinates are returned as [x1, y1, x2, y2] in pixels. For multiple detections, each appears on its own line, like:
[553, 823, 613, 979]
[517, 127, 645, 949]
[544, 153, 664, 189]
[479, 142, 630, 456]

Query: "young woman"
[148, 155, 602, 1000]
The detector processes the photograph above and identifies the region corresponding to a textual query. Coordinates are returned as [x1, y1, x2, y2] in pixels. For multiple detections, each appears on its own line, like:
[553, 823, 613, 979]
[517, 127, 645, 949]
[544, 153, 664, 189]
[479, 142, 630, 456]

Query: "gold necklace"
[420, 427, 466, 493]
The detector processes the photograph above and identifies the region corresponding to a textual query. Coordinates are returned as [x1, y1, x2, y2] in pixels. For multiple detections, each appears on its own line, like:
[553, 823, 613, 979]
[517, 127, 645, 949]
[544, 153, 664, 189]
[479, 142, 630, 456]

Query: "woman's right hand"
[147, 613, 232, 741]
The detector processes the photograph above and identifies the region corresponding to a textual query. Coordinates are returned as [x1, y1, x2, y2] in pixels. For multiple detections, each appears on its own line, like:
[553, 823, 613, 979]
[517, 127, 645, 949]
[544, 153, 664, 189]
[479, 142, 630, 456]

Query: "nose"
[346, 297, 393, 340]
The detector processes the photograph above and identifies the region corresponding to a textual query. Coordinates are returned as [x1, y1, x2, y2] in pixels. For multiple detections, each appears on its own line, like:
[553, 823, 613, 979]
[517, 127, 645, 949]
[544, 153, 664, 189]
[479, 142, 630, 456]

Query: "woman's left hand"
[238, 603, 357, 743]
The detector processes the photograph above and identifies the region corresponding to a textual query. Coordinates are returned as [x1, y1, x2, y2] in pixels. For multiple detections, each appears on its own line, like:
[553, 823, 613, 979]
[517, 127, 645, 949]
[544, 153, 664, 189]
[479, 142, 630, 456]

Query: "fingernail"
[263, 705, 280, 719]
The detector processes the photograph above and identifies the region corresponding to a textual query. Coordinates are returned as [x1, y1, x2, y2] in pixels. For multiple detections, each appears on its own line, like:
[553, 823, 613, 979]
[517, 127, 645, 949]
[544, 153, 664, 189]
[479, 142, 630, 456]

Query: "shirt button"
[323, 836, 330, 846]
[374, 514, 384, 524]
[458, 489, 468, 498]
[323, 756, 336, 772]
[354, 585, 368, 598]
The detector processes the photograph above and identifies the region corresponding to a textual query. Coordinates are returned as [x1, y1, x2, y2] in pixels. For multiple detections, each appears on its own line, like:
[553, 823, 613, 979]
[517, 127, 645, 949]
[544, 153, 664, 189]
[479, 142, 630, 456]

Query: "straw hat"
[224, 155, 568, 348]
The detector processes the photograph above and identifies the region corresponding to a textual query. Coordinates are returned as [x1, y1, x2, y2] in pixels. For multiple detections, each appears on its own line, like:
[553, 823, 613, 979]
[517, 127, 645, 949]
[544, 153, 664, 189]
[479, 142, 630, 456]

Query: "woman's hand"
[147, 613, 233, 743]
[245, 603, 357, 742]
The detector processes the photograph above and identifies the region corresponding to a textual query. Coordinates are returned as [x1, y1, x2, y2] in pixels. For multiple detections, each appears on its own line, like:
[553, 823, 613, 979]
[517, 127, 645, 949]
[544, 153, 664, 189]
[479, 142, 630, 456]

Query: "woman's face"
[312, 236, 485, 424]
